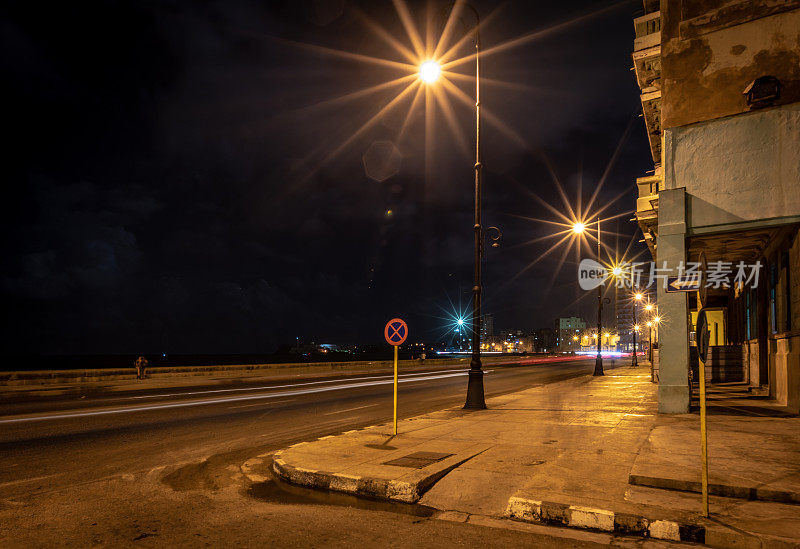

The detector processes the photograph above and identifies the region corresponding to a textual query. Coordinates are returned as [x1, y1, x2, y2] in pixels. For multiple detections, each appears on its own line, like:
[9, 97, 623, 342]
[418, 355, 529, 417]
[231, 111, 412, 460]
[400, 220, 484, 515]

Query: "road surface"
[0, 357, 637, 547]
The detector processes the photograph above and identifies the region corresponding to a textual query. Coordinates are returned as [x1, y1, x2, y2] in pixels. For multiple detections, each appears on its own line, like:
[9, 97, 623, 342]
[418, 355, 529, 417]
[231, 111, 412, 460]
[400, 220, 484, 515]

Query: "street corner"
[269, 426, 493, 504]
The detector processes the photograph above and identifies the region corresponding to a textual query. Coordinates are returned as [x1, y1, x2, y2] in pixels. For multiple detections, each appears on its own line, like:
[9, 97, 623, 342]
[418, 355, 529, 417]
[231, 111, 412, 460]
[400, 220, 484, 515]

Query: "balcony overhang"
[632, 45, 660, 90]
[687, 224, 797, 265]
[640, 89, 662, 163]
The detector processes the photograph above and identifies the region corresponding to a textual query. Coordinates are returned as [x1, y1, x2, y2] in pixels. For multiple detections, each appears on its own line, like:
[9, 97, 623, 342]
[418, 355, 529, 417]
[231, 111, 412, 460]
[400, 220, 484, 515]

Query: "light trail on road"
[0, 369, 493, 425]
[121, 368, 476, 400]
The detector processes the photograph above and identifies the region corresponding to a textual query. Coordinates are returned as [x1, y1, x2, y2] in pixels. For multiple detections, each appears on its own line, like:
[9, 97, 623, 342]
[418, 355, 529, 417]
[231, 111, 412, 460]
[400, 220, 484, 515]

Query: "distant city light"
[645, 303, 653, 311]
[635, 293, 643, 300]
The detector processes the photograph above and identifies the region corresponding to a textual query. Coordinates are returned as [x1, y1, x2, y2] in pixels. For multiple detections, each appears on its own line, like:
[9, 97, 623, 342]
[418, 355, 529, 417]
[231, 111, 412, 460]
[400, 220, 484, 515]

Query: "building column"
[656, 187, 690, 413]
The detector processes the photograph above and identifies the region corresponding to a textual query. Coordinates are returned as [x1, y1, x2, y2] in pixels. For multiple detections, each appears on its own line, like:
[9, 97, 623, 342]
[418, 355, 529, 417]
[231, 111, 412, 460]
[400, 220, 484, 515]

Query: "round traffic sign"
[698, 252, 708, 308]
[384, 318, 408, 346]
[696, 309, 711, 363]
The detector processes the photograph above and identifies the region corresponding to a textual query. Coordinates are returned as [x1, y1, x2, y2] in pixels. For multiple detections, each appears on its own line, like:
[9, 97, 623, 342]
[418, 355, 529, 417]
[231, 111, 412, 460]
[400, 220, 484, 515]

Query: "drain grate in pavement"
[382, 451, 454, 469]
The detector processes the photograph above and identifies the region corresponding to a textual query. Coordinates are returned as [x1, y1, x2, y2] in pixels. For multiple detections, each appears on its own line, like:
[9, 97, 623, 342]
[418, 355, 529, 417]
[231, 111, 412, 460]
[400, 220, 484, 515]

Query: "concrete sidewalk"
[263, 366, 800, 547]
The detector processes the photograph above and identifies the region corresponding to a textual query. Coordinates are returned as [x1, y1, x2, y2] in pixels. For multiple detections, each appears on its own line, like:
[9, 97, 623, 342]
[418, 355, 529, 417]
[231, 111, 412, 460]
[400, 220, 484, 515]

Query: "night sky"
[3, 0, 650, 355]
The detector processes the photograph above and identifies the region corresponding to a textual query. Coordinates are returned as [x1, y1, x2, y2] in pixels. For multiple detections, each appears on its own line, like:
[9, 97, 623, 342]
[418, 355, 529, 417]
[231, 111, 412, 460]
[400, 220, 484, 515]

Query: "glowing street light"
[572, 222, 586, 234]
[419, 60, 441, 83]
[631, 292, 644, 368]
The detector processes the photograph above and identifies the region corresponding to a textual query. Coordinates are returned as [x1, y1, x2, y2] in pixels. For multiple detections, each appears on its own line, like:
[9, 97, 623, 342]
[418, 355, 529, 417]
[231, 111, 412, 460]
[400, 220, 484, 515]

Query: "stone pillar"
[656, 187, 690, 413]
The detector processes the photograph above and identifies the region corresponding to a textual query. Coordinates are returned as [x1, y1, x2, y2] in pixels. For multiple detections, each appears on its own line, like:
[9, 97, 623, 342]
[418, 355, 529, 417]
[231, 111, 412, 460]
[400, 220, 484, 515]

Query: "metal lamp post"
[458, 3, 486, 410]
[593, 219, 604, 376]
[651, 315, 660, 382]
[572, 219, 605, 376]
[632, 292, 642, 367]
[419, 3, 486, 409]
[644, 303, 654, 364]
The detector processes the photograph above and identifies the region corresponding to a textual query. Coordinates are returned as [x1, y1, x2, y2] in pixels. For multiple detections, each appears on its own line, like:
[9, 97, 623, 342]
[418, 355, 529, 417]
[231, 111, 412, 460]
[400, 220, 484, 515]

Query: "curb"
[505, 497, 800, 548]
[629, 473, 800, 505]
[270, 441, 485, 504]
[506, 496, 703, 543]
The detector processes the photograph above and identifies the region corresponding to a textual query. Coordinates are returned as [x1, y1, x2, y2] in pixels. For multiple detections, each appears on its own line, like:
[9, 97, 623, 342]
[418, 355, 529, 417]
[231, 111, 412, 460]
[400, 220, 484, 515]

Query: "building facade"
[554, 317, 588, 351]
[631, 0, 800, 413]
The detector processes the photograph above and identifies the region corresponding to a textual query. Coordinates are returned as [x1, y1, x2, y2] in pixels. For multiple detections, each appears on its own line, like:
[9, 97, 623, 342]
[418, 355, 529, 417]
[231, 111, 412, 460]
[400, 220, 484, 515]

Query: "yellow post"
[696, 290, 709, 517]
[699, 353, 709, 517]
[393, 344, 398, 435]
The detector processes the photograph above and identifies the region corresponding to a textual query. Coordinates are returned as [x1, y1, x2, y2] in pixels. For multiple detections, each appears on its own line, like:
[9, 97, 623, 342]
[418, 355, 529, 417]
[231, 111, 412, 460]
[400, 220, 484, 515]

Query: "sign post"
[696, 252, 710, 517]
[384, 318, 408, 435]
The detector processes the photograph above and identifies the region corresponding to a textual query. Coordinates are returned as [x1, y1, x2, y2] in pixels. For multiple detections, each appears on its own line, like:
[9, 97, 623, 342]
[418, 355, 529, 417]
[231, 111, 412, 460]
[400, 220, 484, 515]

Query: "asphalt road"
[0, 357, 619, 498]
[0, 357, 641, 547]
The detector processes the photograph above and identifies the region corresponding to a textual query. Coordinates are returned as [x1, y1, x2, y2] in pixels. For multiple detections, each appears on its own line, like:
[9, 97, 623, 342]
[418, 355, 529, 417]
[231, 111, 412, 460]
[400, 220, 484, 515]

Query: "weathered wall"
[663, 104, 800, 230]
[661, 0, 800, 129]
[656, 188, 691, 413]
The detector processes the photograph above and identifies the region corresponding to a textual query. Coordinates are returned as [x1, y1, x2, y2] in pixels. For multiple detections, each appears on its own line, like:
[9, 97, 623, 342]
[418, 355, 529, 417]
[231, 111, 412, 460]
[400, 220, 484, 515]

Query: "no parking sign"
[384, 318, 408, 346]
[384, 317, 407, 435]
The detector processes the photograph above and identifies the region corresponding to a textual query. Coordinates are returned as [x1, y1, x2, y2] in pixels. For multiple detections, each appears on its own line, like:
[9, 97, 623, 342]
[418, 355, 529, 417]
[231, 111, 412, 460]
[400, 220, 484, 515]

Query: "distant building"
[554, 317, 587, 351]
[535, 328, 556, 353]
[483, 328, 532, 353]
[481, 314, 494, 341]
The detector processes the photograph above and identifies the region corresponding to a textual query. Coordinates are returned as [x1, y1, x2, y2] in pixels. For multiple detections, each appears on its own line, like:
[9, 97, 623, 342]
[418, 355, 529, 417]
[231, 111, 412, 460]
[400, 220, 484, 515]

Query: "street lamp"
[419, 60, 441, 83]
[650, 314, 661, 381]
[420, 4, 485, 410]
[632, 292, 643, 367]
[573, 219, 605, 376]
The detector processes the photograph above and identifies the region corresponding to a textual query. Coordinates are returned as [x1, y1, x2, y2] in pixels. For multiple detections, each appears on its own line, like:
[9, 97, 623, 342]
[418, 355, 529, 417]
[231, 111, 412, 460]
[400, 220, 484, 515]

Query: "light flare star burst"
[419, 60, 441, 83]
[279, 0, 633, 182]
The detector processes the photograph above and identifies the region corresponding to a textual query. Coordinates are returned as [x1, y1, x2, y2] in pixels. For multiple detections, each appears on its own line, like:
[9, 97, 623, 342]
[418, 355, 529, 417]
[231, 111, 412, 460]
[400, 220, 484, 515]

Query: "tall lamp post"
[573, 219, 605, 376]
[650, 315, 660, 382]
[632, 291, 643, 367]
[445, 3, 485, 409]
[417, 4, 486, 409]
[644, 303, 654, 364]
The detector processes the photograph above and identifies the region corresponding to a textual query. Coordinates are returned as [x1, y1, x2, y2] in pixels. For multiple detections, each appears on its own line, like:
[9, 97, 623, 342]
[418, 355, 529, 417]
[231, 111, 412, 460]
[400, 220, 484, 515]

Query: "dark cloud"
[3, 0, 649, 354]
